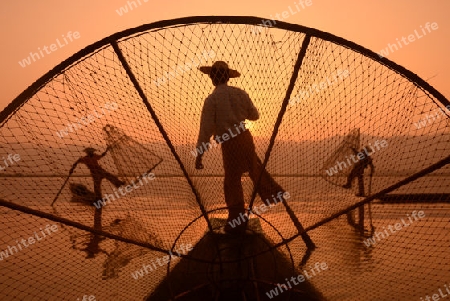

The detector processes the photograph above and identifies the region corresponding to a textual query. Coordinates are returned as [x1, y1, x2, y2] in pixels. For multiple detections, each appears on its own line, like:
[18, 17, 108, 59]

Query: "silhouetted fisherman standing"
[194, 61, 315, 249]
[70, 147, 125, 257]
[342, 146, 375, 232]
[342, 146, 375, 197]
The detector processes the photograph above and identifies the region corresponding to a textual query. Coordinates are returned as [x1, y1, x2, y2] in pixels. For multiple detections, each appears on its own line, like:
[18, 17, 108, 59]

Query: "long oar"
[367, 168, 375, 235]
[252, 157, 316, 249]
[281, 200, 316, 249]
[51, 171, 73, 206]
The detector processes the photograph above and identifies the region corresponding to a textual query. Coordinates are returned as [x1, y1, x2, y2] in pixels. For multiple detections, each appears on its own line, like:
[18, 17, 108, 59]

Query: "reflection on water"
[0, 176, 449, 300]
[307, 203, 450, 300]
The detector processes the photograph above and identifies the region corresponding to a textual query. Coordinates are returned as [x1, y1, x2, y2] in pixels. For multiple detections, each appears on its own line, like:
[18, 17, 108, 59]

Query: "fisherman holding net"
[342, 146, 375, 197]
[194, 61, 315, 249]
[69, 147, 125, 257]
[342, 146, 375, 231]
[71, 147, 125, 199]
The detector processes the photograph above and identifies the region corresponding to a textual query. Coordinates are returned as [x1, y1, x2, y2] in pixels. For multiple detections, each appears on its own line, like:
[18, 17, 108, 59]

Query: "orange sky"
[0, 0, 449, 113]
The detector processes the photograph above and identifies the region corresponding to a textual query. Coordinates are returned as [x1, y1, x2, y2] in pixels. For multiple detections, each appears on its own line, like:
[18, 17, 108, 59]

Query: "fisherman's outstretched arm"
[69, 158, 81, 173]
[100, 145, 111, 157]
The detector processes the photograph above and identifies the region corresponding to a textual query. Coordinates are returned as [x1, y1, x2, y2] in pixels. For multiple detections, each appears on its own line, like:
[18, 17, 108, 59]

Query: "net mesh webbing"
[320, 128, 361, 187]
[0, 16, 449, 300]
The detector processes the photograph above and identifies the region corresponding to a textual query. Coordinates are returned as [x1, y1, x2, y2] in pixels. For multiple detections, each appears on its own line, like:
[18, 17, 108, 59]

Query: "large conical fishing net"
[320, 128, 361, 187]
[0, 16, 449, 300]
[103, 124, 163, 181]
